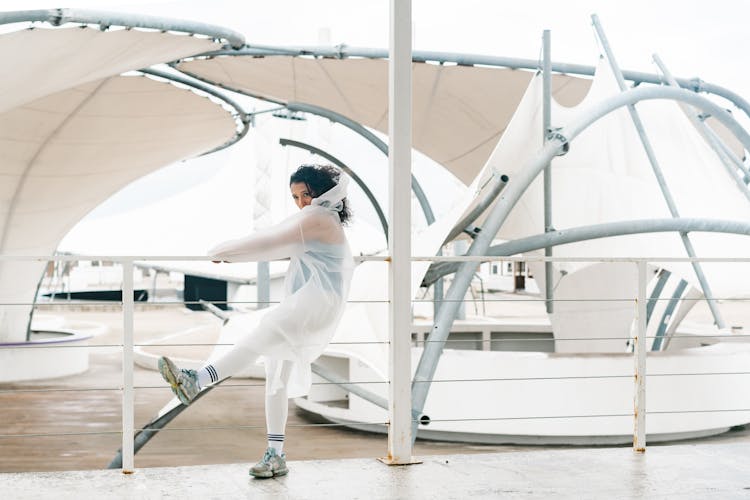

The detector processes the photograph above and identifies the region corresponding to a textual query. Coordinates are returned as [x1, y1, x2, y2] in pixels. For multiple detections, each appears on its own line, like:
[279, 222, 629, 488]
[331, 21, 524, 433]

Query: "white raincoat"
[208, 176, 354, 398]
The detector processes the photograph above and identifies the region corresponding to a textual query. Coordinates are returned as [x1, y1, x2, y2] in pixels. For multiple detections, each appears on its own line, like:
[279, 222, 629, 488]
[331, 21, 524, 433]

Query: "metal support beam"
[652, 279, 688, 352]
[279, 138, 389, 241]
[411, 172, 516, 441]
[646, 269, 671, 324]
[384, 0, 416, 465]
[442, 173, 509, 243]
[410, 85, 750, 430]
[701, 121, 750, 184]
[284, 101, 435, 226]
[0, 8, 245, 48]
[591, 14, 726, 329]
[138, 68, 249, 155]
[651, 55, 750, 202]
[199, 45, 750, 122]
[422, 218, 750, 286]
[542, 29, 554, 314]
[311, 363, 390, 412]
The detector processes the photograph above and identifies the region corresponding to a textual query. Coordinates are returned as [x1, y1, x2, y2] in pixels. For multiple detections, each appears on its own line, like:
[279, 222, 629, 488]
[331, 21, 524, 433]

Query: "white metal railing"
[0, 254, 749, 472]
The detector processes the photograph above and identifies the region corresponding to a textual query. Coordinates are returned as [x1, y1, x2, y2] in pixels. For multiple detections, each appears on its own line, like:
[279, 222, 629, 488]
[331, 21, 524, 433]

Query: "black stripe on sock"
[268, 434, 285, 442]
[206, 365, 218, 383]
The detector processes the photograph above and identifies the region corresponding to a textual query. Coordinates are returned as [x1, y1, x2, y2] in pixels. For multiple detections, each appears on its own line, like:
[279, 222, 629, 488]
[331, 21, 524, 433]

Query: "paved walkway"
[2, 442, 749, 499]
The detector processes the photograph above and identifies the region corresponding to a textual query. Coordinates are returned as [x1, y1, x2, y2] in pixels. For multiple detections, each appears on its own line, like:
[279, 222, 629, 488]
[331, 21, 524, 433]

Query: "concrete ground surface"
[2, 442, 750, 499]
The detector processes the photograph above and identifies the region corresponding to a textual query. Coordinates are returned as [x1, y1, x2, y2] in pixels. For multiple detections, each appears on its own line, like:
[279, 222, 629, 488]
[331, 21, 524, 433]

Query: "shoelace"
[261, 449, 274, 464]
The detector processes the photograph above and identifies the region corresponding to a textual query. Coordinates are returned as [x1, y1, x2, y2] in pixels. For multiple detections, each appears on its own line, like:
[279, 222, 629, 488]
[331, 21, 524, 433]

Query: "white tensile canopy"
[477, 59, 750, 351]
[0, 26, 238, 342]
[176, 55, 593, 186]
[177, 52, 750, 354]
[0, 26, 219, 114]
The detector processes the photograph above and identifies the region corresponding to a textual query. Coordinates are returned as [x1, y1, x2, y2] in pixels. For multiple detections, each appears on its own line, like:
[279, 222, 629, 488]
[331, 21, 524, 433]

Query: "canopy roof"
[0, 20, 241, 342]
[0, 26, 219, 114]
[176, 55, 593, 185]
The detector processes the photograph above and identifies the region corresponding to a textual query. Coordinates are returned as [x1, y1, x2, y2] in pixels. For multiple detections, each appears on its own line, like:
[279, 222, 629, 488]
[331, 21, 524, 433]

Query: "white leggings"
[206, 333, 293, 436]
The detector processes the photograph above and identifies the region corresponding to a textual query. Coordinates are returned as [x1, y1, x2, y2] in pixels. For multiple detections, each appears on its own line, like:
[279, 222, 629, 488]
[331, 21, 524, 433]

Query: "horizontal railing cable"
[6, 407, 750, 439]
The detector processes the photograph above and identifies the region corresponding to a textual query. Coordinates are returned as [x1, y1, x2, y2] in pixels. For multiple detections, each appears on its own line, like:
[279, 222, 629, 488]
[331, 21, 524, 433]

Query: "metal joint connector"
[547, 128, 569, 156]
[334, 43, 347, 59]
[689, 77, 705, 93]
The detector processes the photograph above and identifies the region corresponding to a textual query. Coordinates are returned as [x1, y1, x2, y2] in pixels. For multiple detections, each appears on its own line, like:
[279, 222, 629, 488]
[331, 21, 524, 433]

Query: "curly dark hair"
[289, 164, 351, 224]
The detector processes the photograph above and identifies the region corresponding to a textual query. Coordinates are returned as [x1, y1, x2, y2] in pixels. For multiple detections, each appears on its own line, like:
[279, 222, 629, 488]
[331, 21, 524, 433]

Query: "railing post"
[634, 260, 647, 452]
[542, 29, 554, 315]
[381, 0, 417, 466]
[121, 259, 135, 473]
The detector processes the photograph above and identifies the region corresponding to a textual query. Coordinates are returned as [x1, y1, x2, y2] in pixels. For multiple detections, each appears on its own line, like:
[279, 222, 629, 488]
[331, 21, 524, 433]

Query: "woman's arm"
[208, 208, 338, 262]
[208, 213, 306, 262]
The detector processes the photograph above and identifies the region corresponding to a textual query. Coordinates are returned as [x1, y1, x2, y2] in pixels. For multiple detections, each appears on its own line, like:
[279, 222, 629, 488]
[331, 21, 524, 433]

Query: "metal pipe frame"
[410, 85, 750, 439]
[0, 8, 245, 48]
[442, 173, 509, 243]
[284, 102, 436, 226]
[141, 77, 433, 227]
[651, 54, 750, 201]
[542, 30, 554, 314]
[592, 14, 725, 328]
[137, 68, 250, 155]
[279, 138, 389, 240]
[651, 279, 688, 352]
[422, 218, 750, 286]
[700, 122, 750, 184]
[646, 269, 671, 325]
[194, 45, 750, 121]
[308, 362, 422, 420]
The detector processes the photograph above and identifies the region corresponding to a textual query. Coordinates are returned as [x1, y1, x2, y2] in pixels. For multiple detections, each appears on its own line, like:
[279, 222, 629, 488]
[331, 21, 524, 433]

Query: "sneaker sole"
[249, 467, 288, 479]
[158, 357, 192, 406]
[274, 468, 289, 477]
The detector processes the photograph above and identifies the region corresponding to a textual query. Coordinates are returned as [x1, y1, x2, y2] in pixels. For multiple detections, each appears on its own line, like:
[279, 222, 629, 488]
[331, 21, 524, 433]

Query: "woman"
[158, 164, 354, 478]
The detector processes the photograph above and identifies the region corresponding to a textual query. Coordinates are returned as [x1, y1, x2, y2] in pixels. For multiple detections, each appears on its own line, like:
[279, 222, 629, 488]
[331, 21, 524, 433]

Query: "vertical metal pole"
[542, 29, 554, 314]
[652, 54, 750, 202]
[257, 261, 270, 309]
[591, 14, 727, 329]
[121, 259, 135, 473]
[634, 260, 647, 452]
[383, 0, 415, 465]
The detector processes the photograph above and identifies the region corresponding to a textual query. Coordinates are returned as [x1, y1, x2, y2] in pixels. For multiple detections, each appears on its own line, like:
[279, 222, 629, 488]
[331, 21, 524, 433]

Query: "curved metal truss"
[138, 68, 250, 155]
[0, 8, 245, 48]
[188, 44, 750, 121]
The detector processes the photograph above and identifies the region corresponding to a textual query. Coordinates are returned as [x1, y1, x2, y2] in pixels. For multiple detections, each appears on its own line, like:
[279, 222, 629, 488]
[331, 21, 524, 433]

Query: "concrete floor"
[2, 443, 750, 499]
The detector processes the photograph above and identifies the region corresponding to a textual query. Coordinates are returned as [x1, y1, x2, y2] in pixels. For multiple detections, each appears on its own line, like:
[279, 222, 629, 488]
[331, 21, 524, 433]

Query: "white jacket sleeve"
[208, 212, 306, 262]
[208, 208, 337, 262]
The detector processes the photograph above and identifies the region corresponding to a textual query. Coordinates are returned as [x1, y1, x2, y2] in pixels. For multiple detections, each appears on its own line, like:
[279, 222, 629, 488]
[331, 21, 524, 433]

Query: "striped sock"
[267, 433, 285, 454]
[197, 364, 219, 389]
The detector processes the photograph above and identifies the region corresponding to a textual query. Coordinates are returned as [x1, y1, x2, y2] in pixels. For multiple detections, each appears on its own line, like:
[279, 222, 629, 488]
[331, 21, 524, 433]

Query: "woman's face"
[290, 182, 314, 210]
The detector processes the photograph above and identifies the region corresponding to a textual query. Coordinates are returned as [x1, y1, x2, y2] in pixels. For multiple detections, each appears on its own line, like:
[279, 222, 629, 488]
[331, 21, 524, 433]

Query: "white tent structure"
[166, 39, 750, 443]
[3, 8, 750, 448]
[177, 52, 592, 186]
[0, 16, 245, 345]
[295, 60, 750, 443]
